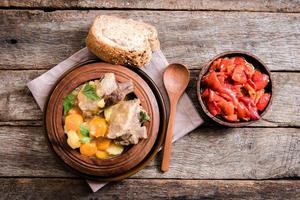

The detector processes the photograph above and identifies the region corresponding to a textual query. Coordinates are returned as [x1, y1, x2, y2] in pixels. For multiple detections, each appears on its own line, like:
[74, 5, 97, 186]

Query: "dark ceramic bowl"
[197, 51, 273, 127]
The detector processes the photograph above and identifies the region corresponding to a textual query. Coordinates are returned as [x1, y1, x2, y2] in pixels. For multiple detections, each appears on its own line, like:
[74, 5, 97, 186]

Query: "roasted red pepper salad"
[201, 56, 271, 122]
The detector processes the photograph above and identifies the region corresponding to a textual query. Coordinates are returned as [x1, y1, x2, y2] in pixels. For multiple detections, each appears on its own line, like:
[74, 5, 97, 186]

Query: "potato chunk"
[67, 130, 81, 149]
[106, 143, 124, 155]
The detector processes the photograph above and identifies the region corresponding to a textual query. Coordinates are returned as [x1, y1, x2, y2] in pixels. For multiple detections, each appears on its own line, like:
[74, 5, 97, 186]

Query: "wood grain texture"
[0, 2, 299, 197]
[1, 0, 300, 12]
[0, 179, 299, 199]
[0, 126, 299, 179]
[1, 10, 300, 70]
[0, 70, 299, 127]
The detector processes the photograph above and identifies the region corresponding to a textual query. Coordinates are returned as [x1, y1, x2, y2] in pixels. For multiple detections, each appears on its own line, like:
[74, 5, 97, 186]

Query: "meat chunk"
[96, 73, 118, 97]
[106, 99, 147, 145]
[77, 73, 134, 116]
[77, 90, 99, 117]
[104, 80, 134, 106]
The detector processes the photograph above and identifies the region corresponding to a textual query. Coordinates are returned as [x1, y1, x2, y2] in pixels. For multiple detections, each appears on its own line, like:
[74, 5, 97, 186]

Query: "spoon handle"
[161, 99, 177, 172]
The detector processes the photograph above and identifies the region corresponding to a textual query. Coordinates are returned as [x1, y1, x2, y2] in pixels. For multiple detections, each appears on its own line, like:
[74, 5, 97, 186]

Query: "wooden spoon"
[161, 63, 190, 172]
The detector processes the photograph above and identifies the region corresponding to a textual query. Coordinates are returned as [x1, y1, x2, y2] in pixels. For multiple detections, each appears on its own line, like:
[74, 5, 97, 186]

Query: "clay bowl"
[44, 62, 162, 179]
[197, 51, 273, 127]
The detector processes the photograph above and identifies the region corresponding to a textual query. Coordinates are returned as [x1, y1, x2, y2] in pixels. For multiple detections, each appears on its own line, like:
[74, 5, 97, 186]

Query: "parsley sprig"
[140, 111, 150, 124]
[63, 93, 75, 115]
[79, 124, 90, 143]
[82, 84, 99, 100]
[80, 124, 89, 136]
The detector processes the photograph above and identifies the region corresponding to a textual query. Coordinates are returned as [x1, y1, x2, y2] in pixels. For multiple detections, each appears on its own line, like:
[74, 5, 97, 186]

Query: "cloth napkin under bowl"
[27, 47, 203, 192]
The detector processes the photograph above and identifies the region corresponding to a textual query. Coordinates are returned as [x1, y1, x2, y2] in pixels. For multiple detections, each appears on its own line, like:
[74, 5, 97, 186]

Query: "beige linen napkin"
[27, 47, 203, 192]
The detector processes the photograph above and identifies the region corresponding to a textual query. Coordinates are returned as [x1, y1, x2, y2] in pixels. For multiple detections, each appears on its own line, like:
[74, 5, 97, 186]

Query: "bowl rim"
[43, 61, 167, 181]
[197, 51, 273, 127]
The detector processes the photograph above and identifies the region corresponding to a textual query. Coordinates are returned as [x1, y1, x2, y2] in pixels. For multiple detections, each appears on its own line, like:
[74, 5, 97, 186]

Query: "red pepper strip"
[239, 96, 260, 120]
[207, 101, 221, 116]
[221, 58, 235, 76]
[220, 58, 234, 69]
[244, 83, 256, 100]
[252, 71, 269, 90]
[208, 91, 236, 117]
[204, 72, 234, 102]
[208, 89, 217, 102]
[239, 96, 255, 107]
[230, 84, 243, 98]
[254, 89, 264, 104]
[224, 114, 238, 122]
[248, 106, 260, 120]
[218, 100, 235, 116]
[207, 90, 237, 119]
[243, 63, 255, 78]
[232, 65, 247, 84]
[222, 87, 239, 106]
[233, 57, 245, 65]
[236, 102, 250, 121]
[211, 58, 222, 71]
[247, 79, 256, 90]
[216, 72, 226, 84]
[216, 91, 232, 102]
[204, 71, 239, 106]
[201, 88, 210, 98]
[203, 90, 222, 116]
[256, 93, 271, 111]
[203, 71, 224, 92]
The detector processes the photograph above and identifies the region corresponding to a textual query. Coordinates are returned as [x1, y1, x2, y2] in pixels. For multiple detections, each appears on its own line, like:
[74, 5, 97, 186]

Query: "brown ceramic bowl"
[197, 51, 273, 127]
[44, 62, 164, 180]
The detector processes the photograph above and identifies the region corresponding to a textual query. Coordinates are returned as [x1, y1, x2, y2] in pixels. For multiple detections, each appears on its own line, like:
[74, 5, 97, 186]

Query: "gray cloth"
[27, 47, 203, 192]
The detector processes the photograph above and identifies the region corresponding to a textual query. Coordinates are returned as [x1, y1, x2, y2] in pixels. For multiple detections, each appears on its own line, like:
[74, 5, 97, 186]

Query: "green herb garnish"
[81, 136, 90, 144]
[82, 84, 99, 100]
[63, 93, 75, 115]
[140, 111, 150, 124]
[80, 124, 89, 137]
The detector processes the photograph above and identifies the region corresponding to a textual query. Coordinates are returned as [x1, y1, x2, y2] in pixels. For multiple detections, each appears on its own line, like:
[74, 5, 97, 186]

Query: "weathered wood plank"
[0, 125, 74, 177]
[1, 10, 300, 70]
[0, 70, 299, 127]
[0, 179, 299, 200]
[1, 0, 300, 12]
[0, 126, 299, 179]
[0, 70, 43, 121]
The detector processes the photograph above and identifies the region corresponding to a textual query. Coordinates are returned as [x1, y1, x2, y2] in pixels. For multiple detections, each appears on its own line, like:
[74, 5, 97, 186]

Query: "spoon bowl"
[161, 63, 190, 172]
[163, 63, 190, 95]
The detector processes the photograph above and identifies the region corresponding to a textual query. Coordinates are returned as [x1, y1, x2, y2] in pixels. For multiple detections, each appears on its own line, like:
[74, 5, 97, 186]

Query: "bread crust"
[86, 15, 159, 67]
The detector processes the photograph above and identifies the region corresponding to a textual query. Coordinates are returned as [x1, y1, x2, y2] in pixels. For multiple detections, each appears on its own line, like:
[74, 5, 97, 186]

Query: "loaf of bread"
[86, 15, 160, 67]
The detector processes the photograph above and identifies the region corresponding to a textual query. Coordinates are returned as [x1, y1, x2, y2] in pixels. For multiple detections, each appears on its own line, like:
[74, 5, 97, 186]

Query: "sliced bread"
[86, 15, 160, 67]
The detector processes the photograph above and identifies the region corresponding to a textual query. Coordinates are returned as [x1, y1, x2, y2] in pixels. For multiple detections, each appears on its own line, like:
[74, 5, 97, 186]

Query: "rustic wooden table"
[1, 1, 300, 199]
